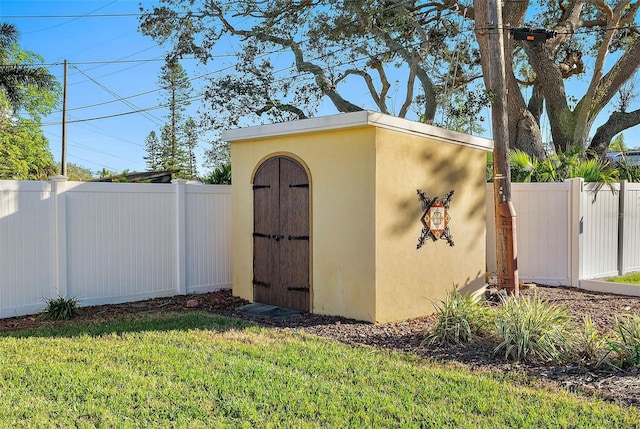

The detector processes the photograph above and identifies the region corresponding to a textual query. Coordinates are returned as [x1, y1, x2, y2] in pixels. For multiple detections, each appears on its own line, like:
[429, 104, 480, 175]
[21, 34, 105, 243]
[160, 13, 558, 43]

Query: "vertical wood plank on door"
[279, 158, 310, 311]
[253, 157, 280, 305]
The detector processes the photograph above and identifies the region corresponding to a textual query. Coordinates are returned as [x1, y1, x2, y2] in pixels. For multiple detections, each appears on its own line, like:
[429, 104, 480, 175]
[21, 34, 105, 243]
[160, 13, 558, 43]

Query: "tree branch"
[588, 108, 640, 157]
[338, 59, 391, 114]
[548, 0, 585, 49]
[211, 6, 363, 113]
[255, 101, 308, 119]
[399, 57, 418, 118]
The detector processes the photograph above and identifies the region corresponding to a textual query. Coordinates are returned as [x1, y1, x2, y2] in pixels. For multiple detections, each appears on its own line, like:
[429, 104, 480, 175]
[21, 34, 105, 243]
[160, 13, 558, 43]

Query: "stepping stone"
[236, 303, 301, 318]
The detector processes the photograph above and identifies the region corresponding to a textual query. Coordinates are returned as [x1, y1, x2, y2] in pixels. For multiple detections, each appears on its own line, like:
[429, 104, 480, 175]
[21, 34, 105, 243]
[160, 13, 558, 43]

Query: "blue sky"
[2, 0, 212, 174]
[1, 1, 638, 176]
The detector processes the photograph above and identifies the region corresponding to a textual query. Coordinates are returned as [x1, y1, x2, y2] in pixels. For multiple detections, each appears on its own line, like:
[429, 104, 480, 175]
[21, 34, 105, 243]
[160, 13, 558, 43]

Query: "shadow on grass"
[0, 311, 256, 339]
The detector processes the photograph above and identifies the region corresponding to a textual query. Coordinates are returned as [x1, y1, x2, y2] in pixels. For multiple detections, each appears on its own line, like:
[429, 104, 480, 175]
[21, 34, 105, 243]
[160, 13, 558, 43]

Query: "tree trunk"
[514, 109, 546, 159]
[522, 42, 577, 153]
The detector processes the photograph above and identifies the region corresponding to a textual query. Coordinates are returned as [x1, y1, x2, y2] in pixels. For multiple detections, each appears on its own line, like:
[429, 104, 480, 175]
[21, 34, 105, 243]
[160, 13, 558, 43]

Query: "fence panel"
[579, 183, 620, 280]
[621, 182, 640, 274]
[0, 179, 233, 318]
[486, 182, 574, 285]
[64, 182, 178, 306]
[185, 184, 232, 293]
[0, 181, 55, 317]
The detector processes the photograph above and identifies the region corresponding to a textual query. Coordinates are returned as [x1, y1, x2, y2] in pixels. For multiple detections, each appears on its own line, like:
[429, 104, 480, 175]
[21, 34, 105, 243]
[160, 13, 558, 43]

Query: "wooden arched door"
[252, 156, 310, 311]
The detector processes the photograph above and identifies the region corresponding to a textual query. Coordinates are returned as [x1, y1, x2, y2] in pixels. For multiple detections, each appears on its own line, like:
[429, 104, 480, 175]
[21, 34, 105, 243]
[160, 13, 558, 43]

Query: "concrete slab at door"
[253, 156, 310, 312]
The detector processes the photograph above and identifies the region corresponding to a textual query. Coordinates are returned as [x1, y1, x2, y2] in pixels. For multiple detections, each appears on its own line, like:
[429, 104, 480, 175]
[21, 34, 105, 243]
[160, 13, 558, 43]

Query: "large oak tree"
[140, 1, 477, 130]
[140, 0, 640, 158]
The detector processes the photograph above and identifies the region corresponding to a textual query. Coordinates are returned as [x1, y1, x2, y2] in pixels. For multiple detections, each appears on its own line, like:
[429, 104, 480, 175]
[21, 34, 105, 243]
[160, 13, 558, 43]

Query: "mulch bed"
[2, 285, 640, 409]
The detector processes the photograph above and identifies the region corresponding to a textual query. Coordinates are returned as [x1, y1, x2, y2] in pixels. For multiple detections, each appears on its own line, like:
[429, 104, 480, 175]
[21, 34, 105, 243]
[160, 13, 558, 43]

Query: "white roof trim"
[221, 111, 494, 152]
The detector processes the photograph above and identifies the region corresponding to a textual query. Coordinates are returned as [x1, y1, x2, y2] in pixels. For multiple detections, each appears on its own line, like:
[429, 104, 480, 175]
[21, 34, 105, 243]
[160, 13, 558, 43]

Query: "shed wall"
[374, 128, 487, 322]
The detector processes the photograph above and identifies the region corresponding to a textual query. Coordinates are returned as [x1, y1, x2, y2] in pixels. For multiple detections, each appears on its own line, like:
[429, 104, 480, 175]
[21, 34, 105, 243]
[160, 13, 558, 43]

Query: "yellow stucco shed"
[222, 111, 493, 323]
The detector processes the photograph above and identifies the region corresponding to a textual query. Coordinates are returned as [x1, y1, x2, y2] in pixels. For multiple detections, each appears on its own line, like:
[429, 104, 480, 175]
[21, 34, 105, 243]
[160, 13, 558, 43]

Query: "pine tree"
[158, 59, 192, 173]
[143, 130, 161, 171]
[160, 125, 174, 170]
[183, 117, 198, 179]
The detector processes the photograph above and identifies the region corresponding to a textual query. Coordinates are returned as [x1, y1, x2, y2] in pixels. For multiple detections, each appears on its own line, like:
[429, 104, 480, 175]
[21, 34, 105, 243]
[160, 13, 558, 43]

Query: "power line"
[40, 92, 207, 126]
[3, 13, 143, 19]
[47, 130, 140, 163]
[63, 117, 145, 148]
[71, 64, 165, 126]
[0, 57, 192, 68]
[42, 104, 168, 125]
[46, 58, 241, 116]
[18, 0, 120, 35]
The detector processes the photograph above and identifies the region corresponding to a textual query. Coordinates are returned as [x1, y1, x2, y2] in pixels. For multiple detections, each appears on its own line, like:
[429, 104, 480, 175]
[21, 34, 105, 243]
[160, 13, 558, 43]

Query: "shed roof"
[222, 111, 493, 152]
[92, 170, 179, 183]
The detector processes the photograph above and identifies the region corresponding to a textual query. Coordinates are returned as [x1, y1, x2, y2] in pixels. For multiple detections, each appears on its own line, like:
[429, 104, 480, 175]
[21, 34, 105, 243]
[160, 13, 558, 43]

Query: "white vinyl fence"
[486, 179, 640, 286]
[2, 175, 638, 318]
[0, 177, 231, 318]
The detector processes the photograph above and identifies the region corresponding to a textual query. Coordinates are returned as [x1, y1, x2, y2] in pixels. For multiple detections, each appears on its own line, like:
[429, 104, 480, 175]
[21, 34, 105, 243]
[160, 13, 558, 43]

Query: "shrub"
[201, 163, 231, 185]
[42, 295, 79, 320]
[605, 315, 640, 369]
[569, 158, 618, 184]
[615, 158, 640, 182]
[427, 288, 493, 345]
[493, 294, 571, 363]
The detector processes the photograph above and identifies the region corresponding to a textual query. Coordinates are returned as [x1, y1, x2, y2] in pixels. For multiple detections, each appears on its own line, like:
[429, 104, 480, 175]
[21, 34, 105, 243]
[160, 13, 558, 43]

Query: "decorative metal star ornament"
[417, 189, 455, 248]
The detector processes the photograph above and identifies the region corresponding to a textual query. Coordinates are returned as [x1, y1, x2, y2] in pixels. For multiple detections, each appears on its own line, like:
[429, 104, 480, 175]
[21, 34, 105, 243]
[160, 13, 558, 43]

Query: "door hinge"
[253, 184, 271, 190]
[289, 183, 309, 188]
[253, 280, 270, 288]
[288, 235, 309, 241]
[253, 232, 271, 239]
[287, 286, 310, 292]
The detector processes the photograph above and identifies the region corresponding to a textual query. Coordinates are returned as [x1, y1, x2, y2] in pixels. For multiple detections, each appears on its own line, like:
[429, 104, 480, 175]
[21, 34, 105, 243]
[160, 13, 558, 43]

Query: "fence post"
[568, 178, 583, 287]
[174, 179, 187, 295]
[618, 180, 627, 275]
[51, 175, 68, 298]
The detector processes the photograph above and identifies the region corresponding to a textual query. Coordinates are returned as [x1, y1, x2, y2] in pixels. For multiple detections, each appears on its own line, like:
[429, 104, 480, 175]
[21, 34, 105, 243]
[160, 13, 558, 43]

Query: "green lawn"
[0, 312, 638, 428]
[607, 272, 640, 285]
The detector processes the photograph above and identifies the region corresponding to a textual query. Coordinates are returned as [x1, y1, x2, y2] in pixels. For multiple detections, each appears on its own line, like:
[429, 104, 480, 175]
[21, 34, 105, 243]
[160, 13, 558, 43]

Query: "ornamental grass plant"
[41, 295, 79, 320]
[568, 315, 607, 367]
[604, 314, 640, 369]
[427, 288, 493, 345]
[493, 294, 571, 363]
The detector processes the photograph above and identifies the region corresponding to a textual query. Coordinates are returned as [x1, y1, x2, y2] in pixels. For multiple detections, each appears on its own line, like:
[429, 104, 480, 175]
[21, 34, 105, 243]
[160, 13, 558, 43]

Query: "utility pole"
[61, 59, 68, 177]
[482, 0, 519, 295]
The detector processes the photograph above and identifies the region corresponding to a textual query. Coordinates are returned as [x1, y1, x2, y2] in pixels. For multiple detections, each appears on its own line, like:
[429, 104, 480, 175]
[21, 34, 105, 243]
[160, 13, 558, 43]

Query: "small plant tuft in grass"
[604, 314, 640, 369]
[494, 294, 571, 363]
[42, 295, 80, 320]
[427, 288, 493, 345]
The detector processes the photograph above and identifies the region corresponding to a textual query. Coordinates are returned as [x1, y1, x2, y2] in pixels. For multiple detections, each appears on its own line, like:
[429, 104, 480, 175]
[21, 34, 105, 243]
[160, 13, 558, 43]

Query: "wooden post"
[484, 0, 519, 295]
